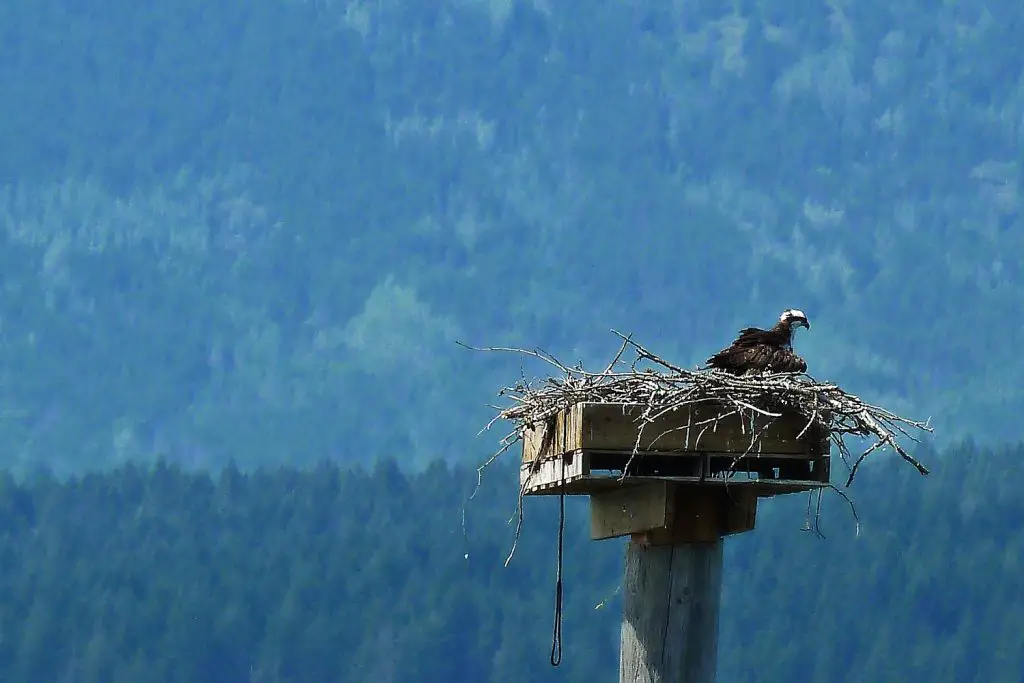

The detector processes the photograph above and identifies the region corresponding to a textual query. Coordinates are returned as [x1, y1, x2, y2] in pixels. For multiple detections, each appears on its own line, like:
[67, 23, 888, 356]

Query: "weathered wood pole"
[610, 485, 748, 683]
[619, 539, 724, 683]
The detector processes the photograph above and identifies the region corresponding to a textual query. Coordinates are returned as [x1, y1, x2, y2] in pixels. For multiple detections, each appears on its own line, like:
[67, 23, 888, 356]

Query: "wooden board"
[590, 482, 670, 540]
[519, 451, 588, 494]
[520, 449, 830, 497]
[590, 482, 758, 542]
[640, 486, 757, 544]
[522, 402, 828, 463]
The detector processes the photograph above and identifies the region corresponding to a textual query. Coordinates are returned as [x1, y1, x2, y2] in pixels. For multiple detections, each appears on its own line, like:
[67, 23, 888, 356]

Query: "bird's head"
[779, 308, 810, 330]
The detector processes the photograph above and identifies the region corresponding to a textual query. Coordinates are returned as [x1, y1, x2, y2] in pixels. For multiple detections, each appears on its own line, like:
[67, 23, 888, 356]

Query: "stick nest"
[466, 330, 933, 490]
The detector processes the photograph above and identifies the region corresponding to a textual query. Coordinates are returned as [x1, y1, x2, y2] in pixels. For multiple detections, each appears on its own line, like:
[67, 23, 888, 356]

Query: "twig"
[825, 483, 862, 537]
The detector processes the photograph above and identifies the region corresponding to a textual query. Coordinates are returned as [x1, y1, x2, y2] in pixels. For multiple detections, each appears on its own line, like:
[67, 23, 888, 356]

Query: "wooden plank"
[519, 451, 587, 492]
[522, 402, 826, 464]
[523, 471, 828, 497]
[722, 488, 758, 535]
[590, 482, 670, 540]
[631, 487, 756, 545]
[521, 403, 585, 463]
[583, 448, 824, 461]
[620, 540, 722, 683]
[521, 421, 549, 464]
[592, 484, 759, 543]
[523, 444, 829, 496]
[581, 402, 812, 455]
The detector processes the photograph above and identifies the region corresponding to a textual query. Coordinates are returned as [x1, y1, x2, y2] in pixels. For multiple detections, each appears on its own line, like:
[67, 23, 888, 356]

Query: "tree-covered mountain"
[0, 0, 1021, 474]
[0, 439, 1019, 682]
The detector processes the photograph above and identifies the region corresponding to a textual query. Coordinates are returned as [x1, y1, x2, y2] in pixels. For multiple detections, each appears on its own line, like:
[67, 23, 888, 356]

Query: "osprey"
[705, 309, 811, 375]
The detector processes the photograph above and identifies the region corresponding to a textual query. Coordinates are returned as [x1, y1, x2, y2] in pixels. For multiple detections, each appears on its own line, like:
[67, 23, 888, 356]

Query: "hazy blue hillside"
[1, 439, 1021, 682]
[0, 0, 1022, 472]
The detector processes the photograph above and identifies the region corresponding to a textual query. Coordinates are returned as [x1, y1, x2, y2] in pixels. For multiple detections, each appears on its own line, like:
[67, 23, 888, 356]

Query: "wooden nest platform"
[463, 330, 932, 544]
[520, 401, 830, 498]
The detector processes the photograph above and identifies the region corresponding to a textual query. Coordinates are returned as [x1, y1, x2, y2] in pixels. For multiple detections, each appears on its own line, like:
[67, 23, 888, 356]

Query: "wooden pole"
[619, 538, 724, 683]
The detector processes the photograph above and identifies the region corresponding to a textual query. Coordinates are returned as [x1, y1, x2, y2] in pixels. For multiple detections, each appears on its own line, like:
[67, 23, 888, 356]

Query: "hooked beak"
[799, 319, 810, 330]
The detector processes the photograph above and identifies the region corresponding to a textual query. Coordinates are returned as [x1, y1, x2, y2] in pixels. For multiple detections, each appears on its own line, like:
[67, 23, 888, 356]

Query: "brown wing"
[706, 343, 807, 374]
[765, 348, 807, 373]
[706, 343, 775, 374]
[742, 345, 777, 372]
[731, 327, 771, 347]
[705, 345, 742, 372]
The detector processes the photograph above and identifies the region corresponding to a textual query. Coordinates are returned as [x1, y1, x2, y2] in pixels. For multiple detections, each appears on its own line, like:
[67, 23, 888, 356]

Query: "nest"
[463, 330, 932, 544]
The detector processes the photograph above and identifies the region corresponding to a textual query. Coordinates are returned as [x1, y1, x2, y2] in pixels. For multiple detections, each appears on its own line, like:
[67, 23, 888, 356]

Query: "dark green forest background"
[0, 0, 1022, 680]
[1, 440, 1021, 683]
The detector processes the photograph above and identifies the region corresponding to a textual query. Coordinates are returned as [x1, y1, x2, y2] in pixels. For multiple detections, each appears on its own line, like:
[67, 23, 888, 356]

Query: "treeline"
[1, 439, 1023, 682]
[0, 457, 619, 683]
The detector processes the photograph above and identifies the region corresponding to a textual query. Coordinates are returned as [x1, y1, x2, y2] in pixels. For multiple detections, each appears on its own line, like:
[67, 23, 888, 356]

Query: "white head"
[779, 309, 810, 330]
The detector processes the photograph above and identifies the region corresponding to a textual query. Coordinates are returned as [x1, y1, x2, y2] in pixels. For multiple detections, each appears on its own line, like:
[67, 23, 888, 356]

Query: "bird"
[705, 308, 811, 375]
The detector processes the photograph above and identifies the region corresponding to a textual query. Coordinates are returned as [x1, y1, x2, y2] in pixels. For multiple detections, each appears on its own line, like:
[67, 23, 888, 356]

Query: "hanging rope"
[550, 455, 566, 667]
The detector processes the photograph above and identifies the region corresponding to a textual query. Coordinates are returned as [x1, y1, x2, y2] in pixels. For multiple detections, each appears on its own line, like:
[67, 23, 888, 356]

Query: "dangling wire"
[550, 455, 566, 667]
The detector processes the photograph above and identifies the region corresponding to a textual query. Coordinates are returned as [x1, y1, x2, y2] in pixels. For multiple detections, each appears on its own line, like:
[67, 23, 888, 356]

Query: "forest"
[0, 0, 1021, 476]
[0, 439, 1019, 682]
